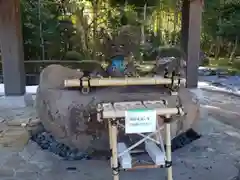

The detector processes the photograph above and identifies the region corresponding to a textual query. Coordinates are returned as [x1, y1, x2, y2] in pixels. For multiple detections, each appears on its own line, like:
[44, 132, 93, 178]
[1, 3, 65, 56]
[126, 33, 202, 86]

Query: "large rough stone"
[35, 64, 99, 151]
[36, 64, 199, 151]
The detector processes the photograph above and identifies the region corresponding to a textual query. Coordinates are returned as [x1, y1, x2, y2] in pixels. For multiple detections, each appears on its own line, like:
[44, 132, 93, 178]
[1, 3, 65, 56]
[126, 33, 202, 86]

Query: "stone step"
[0, 126, 30, 151]
[144, 140, 165, 166]
[117, 142, 132, 169]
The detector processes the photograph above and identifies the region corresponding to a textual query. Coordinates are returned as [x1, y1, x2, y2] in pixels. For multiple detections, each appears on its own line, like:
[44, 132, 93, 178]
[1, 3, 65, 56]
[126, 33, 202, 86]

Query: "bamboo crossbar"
[122, 164, 160, 171]
[64, 76, 185, 88]
[102, 107, 183, 119]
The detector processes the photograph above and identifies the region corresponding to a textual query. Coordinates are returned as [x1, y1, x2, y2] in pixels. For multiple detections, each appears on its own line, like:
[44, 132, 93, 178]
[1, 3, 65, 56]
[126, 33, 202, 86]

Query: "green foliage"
[123, 5, 140, 25]
[21, 0, 65, 60]
[218, 1, 240, 40]
[20, 0, 185, 62]
[140, 44, 184, 61]
[64, 51, 84, 60]
[74, 60, 103, 72]
[202, 0, 240, 63]
[109, 0, 159, 8]
[157, 46, 185, 59]
[201, 56, 210, 66]
[19, 0, 240, 73]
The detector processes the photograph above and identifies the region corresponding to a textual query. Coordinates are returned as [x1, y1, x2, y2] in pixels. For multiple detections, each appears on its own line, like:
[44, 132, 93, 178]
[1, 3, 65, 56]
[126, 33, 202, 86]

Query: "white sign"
[125, 109, 157, 134]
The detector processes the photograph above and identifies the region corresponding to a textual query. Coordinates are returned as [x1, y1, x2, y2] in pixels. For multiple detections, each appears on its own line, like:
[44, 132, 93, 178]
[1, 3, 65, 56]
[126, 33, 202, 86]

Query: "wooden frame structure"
[0, 0, 203, 96]
[64, 75, 186, 180]
[98, 100, 180, 180]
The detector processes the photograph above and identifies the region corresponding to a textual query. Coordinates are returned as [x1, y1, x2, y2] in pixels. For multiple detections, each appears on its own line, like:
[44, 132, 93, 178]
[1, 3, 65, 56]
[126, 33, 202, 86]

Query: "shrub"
[64, 51, 84, 60]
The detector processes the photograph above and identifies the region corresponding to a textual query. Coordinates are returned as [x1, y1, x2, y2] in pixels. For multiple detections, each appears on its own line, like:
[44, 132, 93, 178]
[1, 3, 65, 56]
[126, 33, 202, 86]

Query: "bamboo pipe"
[64, 77, 186, 88]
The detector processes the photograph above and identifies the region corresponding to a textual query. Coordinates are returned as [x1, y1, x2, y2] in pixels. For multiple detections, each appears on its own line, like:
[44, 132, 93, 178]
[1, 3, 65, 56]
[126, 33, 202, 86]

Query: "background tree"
[17, 0, 240, 73]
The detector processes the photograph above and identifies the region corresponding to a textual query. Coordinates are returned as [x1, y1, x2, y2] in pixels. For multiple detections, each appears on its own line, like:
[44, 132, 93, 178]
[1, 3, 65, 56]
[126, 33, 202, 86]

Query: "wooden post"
[186, 0, 203, 88]
[181, 0, 190, 56]
[181, 0, 203, 88]
[0, 0, 25, 96]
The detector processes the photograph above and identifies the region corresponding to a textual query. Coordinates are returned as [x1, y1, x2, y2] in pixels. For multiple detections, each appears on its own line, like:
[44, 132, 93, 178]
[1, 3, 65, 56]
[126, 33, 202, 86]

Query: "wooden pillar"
[181, 0, 190, 56]
[181, 0, 203, 88]
[0, 0, 25, 95]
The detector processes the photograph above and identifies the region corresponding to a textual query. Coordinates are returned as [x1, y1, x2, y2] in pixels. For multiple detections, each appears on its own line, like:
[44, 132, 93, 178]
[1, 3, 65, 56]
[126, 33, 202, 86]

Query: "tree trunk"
[208, 43, 214, 55]
[173, 0, 179, 45]
[141, 3, 147, 44]
[214, 37, 221, 60]
[227, 42, 232, 57]
[38, 0, 45, 60]
[92, 0, 99, 59]
[229, 36, 238, 62]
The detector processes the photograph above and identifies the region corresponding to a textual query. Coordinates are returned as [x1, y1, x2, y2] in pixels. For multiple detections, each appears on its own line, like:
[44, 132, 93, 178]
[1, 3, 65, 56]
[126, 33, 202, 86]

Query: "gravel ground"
[1, 90, 240, 180]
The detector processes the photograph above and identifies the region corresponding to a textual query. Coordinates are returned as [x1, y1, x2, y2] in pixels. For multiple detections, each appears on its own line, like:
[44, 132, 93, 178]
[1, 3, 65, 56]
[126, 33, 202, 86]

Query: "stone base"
[0, 94, 34, 109]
